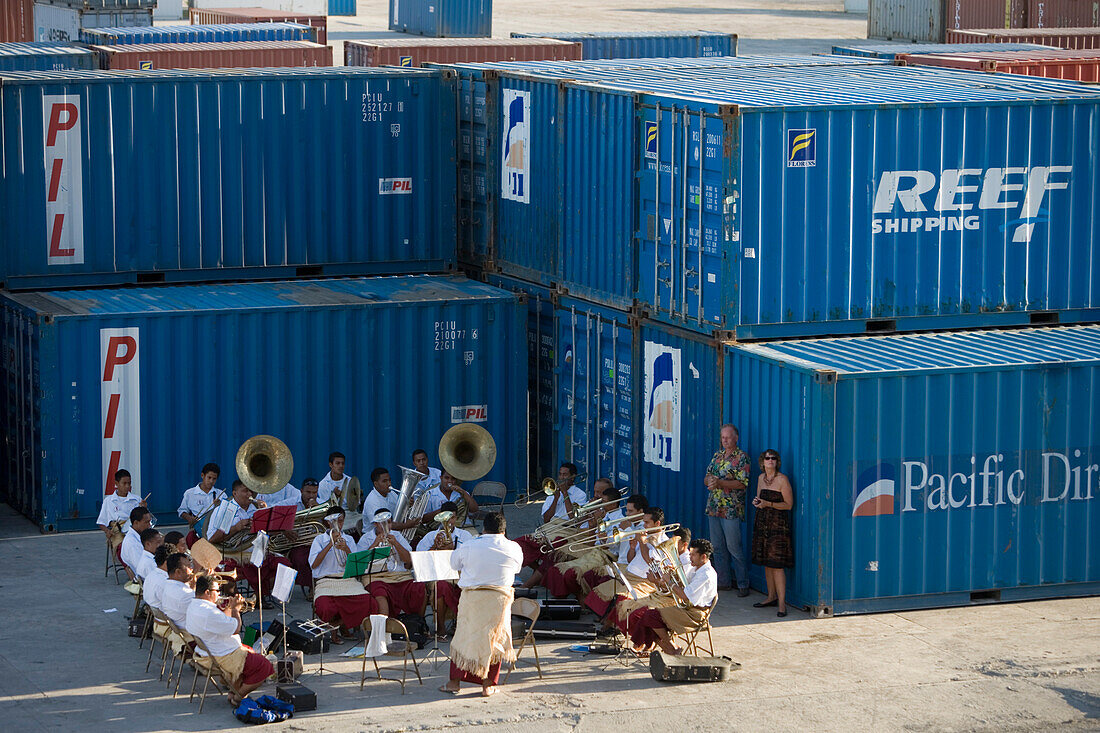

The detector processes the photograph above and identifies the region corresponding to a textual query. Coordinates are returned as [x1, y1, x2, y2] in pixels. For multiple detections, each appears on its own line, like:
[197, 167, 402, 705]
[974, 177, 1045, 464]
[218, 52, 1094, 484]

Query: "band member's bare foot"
[228, 692, 243, 706]
[439, 682, 460, 694]
[481, 685, 498, 697]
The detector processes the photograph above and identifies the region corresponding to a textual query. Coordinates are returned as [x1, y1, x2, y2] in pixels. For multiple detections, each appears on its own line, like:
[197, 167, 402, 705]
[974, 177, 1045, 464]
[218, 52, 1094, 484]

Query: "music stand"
[252, 505, 295, 534]
[603, 563, 643, 670]
[344, 547, 391, 579]
[250, 531, 270, 647]
[410, 550, 459, 671]
[298, 618, 343, 678]
[270, 564, 297, 668]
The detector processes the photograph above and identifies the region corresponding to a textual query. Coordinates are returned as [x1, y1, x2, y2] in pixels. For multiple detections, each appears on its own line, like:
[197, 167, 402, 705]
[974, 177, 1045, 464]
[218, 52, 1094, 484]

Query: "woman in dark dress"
[751, 450, 794, 617]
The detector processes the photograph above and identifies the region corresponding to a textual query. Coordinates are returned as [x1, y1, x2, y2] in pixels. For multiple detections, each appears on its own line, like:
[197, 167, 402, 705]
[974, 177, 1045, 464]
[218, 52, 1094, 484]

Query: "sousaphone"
[236, 434, 294, 495]
[438, 423, 496, 482]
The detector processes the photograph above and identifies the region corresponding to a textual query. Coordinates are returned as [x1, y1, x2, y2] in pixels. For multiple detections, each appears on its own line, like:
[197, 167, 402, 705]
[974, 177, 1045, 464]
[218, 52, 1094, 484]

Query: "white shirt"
[318, 471, 350, 507]
[96, 492, 141, 531]
[678, 551, 691, 571]
[541, 485, 589, 520]
[415, 467, 442, 494]
[415, 527, 474, 552]
[136, 550, 157, 581]
[308, 531, 356, 579]
[177, 484, 226, 520]
[625, 532, 669, 578]
[683, 561, 719, 608]
[422, 486, 465, 515]
[356, 528, 412, 572]
[206, 500, 255, 540]
[185, 598, 242, 658]
[120, 527, 144, 570]
[161, 579, 196, 627]
[362, 488, 400, 525]
[450, 533, 523, 589]
[264, 484, 301, 508]
[604, 508, 625, 525]
[143, 568, 169, 609]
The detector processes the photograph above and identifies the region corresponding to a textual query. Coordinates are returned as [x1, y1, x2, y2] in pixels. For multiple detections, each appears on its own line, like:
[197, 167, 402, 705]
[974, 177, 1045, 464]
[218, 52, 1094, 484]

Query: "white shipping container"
[189, 0, 326, 13]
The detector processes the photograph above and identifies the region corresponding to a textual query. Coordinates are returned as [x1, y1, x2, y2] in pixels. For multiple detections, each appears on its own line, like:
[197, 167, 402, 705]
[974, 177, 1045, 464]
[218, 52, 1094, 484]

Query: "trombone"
[561, 512, 645, 553]
[572, 522, 681, 552]
[514, 477, 558, 506]
[566, 496, 621, 520]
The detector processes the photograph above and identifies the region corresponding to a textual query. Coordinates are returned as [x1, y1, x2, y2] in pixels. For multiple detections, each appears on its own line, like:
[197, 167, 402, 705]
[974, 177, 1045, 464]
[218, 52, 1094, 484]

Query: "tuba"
[438, 423, 496, 482]
[392, 465, 428, 530]
[218, 435, 295, 553]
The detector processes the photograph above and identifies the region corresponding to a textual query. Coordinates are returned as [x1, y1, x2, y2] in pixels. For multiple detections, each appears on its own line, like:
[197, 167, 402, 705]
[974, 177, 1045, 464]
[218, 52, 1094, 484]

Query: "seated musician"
[186, 574, 275, 706]
[284, 478, 322, 600]
[309, 506, 379, 645]
[411, 448, 442, 494]
[584, 507, 669, 619]
[536, 481, 622, 597]
[142, 545, 172, 611]
[318, 451, 350, 509]
[163, 531, 188, 557]
[207, 480, 292, 609]
[96, 469, 145, 554]
[160, 552, 197, 629]
[363, 467, 422, 532]
[357, 508, 426, 618]
[415, 501, 471, 632]
[515, 462, 589, 569]
[263, 481, 301, 508]
[624, 539, 718, 655]
[579, 493, 649, 595]
[120, 507, 154, 582]
[178, 462, 226, 547]
[421, 469, 479, 524]
[135, 528, 165, 582]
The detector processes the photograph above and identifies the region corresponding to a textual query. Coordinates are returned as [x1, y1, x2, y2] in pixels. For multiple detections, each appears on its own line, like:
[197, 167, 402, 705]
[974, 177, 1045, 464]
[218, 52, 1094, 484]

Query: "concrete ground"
[1, 501, 1097, 732]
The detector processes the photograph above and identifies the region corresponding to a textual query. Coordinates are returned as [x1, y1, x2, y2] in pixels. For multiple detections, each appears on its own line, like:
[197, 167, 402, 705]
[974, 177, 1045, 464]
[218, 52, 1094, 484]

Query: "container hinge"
[814, 370, 838, 385]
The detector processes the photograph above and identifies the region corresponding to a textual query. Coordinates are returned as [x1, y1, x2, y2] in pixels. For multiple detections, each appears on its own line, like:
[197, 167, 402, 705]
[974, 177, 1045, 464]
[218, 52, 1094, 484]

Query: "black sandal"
[753, 599, 778, 608]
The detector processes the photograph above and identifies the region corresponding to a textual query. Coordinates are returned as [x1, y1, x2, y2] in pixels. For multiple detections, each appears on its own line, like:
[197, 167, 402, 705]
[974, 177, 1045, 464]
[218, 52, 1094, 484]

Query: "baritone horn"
[438, 423, 497, 481]
[515, 477, 557, 507]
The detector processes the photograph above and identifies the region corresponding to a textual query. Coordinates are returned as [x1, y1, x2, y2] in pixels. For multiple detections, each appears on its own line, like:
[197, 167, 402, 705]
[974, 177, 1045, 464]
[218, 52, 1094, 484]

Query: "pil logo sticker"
[644, 121, 658, 160]
[399, 56, 413, 67]
[852, 462, 895, 517]
[379, 177, 413, 194]
[787, 128, 816, 168]
[139, 61, 153, 70]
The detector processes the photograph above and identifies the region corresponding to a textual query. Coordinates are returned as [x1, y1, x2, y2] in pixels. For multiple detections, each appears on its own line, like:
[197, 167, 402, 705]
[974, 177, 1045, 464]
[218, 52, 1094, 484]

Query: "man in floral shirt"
[704, 424, 750, 595]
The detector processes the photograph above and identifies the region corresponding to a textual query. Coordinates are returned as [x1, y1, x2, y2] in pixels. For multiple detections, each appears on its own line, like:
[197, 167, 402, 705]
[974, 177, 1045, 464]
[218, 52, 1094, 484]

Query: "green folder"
[343, 546, 392, 578]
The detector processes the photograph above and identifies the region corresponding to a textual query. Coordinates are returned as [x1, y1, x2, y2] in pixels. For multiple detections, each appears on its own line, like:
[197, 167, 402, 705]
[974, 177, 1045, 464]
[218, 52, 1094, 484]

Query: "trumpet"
[582, 522, 681, 550]
[217, 592, 256, 614]
[514, 477, 558, 506]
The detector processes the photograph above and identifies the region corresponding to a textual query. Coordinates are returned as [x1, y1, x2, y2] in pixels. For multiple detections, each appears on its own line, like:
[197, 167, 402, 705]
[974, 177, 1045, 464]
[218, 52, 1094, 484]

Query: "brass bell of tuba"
[235, 435, 294, 495]
[438, 423, 497, 482]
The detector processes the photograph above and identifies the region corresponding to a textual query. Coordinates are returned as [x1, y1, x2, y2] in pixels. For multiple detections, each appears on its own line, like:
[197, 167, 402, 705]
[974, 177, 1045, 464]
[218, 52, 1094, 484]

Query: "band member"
[537, 482, 623, 597]
[97, 469, 146, 551]
[580, 493, 649, 594]
[178, 463, 226, 547]
[135, 528, 164, 582]
[411, 448, 442, 494]
[362, 468, 421, 531]
[624, 539, 718, 655]
[309, 507, 379, 644]
[357, 508, 426, 617]
[296, 479, 322, 511]
[207, 480, 292, 609]
[584, 507, 668, 618]
[163, 531, 188, 556]
[186, 574, 275, 706]
[514, 463, 589, 569]
[318, 451, 350, 508]
[120, 507, 154, 581]
[142, 545, 172, 611]
[416, 501, 470, 630]
[263, 482, 301, 508]
[441, 512, 522, 697]
[284, 478, 322, 599]
[422, 469, 479, 524]
[160, 552, 196, 628]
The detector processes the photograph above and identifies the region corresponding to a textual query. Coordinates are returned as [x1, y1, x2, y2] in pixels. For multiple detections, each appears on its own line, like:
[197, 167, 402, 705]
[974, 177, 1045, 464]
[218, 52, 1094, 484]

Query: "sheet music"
[214, 503, 235, 536]
[271, 562, 297, 603]
[250, 530, 269, 568]
[409, 550, 459, 582]
[610, 563, 638, 601]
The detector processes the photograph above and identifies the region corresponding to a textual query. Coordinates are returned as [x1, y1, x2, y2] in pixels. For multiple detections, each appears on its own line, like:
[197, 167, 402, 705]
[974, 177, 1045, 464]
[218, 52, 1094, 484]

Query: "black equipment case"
[649, 652, 738, 683]
[276, 683, 317, 711]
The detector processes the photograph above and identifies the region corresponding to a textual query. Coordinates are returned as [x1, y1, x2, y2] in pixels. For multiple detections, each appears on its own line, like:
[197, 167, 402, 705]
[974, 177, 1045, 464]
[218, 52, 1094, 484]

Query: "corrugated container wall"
[35, 4, 151, 43]
[869, 0, 1099, 42]
[80, 21, 317, 44]
[0, 277, 527, 532]
[344, 38, 581, 68]
[189, 9, 327, 45]
[91, 40, 333, 70]
[329, 0, 356, 15]
[724, 326, 1100, 614]
[0, 67, 457, 289]
[1, 0, 34, 43]
[0, 41, 98, 71]
[831, 41, 1059, 58]
[946, 27, 1100, 47]
[897, 48, 1100, 80]
[390, 0, 491, 38]
[510, 31, 737, 60]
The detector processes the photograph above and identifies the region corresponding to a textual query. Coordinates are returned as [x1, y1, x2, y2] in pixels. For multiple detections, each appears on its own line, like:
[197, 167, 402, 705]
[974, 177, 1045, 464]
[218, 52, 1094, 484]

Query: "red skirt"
[222, 556, 292, 595]
[543, 565, 580, 598]
[285, 546, 313, 588]
[433, 581, 462, 618]
[314, 594, 379, 630]
[185, 529, 200, 548]
[367, 578, 427, 616]
[449, 661, 500, 685]
[583, 588, 625, 618]
[515, 536, 543, 569]
[628, 608, 664, 648]
[240, 649, 275, 686]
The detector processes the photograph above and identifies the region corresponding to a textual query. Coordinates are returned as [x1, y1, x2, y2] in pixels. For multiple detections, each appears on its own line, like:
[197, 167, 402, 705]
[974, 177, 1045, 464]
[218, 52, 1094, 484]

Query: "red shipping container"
[1, 0, 34, 43]
[947, 27, 1100, 47]
[897, 48, 1100, 80]
[344, 37, 582, 67]
[190, 7, 327, 45]
[91, 40, 333, 70]
[1028, 0, 1100, 27]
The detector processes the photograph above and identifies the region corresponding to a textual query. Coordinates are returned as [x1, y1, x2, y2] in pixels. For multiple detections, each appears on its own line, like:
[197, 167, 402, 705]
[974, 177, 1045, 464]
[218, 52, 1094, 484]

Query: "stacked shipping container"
[510, 31, 737, 59]
[868, 0, 1100, 42]
[345, 38, 582, 68]
[189, 7, 328, 44]
[90, 40, 333, 69]
[946, 26, 1100, 46]
[389, 0, 492, 38]
[896, 48, 1100, 80]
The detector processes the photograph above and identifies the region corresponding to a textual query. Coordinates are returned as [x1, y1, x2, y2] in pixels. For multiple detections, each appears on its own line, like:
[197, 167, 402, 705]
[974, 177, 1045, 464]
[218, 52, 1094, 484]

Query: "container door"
[637, 102, 730, 333]
[457, 73, 494, 266]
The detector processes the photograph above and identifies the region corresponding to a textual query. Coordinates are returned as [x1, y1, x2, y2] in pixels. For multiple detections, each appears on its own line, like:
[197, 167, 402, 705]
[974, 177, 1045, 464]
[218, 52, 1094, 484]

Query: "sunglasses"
[764, 456, 778, 461]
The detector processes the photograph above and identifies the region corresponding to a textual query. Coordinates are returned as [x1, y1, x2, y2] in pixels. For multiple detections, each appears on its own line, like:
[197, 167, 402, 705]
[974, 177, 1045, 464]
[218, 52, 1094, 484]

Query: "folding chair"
[470, 481, 507, 529]
[360, 616, 423, 694]
[105, 535, 127, 584]
[162, 617, 197, 697]
[189, 635, 232, 713]
[677, 597, 718, 657]
[144, 606, 171, 676]
[505, 597, 543, 682]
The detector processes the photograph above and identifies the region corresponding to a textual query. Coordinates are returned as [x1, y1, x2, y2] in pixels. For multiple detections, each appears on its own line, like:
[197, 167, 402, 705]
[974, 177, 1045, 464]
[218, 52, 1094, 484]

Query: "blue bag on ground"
[256, 695, 295, 716]
[234, 697, 292, 724]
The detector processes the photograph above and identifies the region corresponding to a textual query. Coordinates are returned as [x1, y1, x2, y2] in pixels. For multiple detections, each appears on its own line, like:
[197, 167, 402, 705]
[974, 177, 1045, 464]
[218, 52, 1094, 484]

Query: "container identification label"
[101, 328, 141, 498]
[42, 94, 84, 265]
[501, 89, 530, 204]
[451, 405, 488, 423]
[379, 177, 412, 194]
[642, 341, 681, 472]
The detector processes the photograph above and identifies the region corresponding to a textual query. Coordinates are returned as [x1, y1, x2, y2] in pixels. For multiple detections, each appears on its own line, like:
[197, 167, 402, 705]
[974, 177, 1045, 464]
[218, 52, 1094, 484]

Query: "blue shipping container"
[79, 22, 317, 45]
[390, 0, 491, 38]
[0, 66, 457, 289]
[0, 42, 97, 71]
[0, 276, 526, 532]
[724, 326, 1100, 614]
[329, 0, 357, 16]
[511, 31, 736, 60]
[830, 42, 1059, 59]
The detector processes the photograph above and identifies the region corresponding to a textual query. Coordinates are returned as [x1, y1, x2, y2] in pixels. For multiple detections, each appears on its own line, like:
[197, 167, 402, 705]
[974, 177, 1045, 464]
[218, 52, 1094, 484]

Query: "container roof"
[831, 42, 1059, 58]
[511, 31, 733, 39]
[3, 276, 513, 317]
[0, 42, 95, 58]
[445, 53, 883, 73]
[0, 65, 438, 83]
[734, 326, 1100, 375]
[79, 22, 314, 37]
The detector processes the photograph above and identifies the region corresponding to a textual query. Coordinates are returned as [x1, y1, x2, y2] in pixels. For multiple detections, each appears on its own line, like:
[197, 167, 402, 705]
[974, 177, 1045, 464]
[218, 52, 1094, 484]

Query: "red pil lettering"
[48, 213, 75, 257]
[46, 102, 78, 147]
[47, 158, 64, 202]
[102, 336, 137, 381]
[103, 393, 121, 439]
[104, 450, 121, 496]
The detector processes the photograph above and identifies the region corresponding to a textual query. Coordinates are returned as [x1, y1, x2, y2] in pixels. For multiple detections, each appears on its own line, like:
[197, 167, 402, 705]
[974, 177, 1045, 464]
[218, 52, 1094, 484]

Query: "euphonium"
[515, 477, 557, 507]
[267, 500, 334, 554]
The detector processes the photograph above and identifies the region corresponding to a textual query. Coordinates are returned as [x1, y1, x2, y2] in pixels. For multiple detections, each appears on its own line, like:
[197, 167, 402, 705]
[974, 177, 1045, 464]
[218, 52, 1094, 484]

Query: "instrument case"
[649, 652, 739, 683]
[539, 599, 582, 620]
[528, 619, 597, 640]
[267, 619, 331, 655]
[276, 683, 317, 711]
